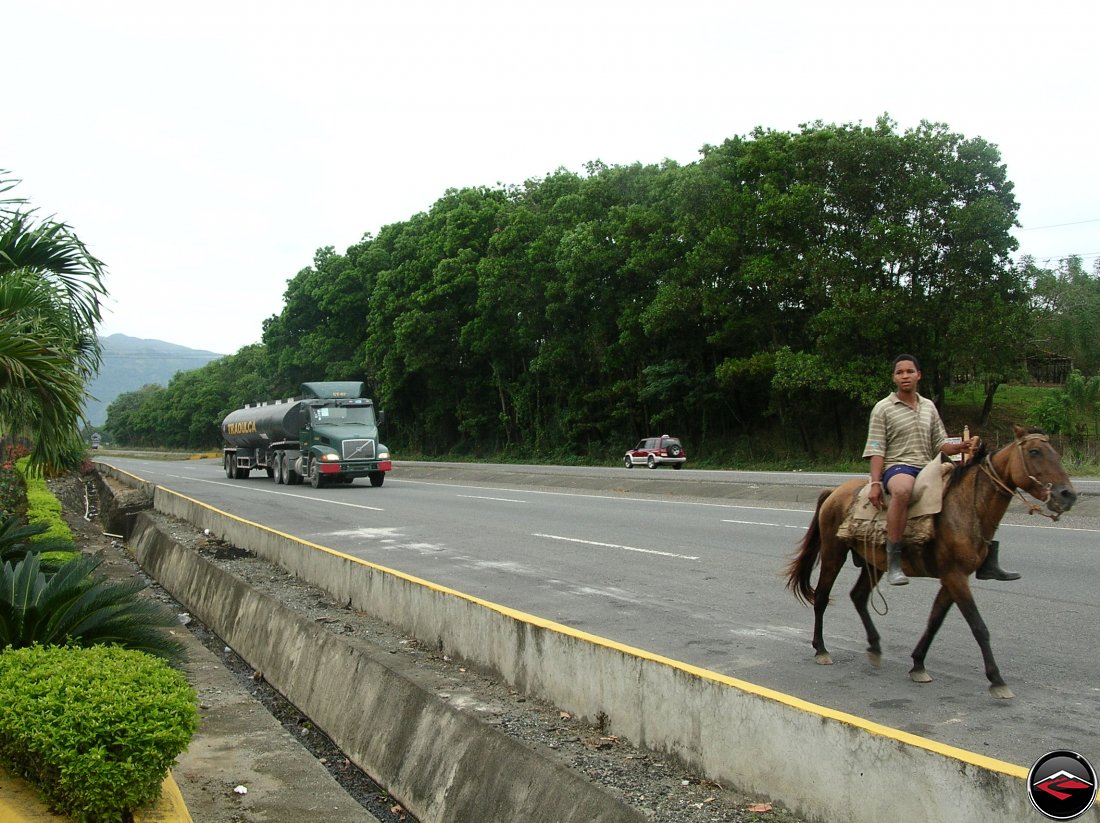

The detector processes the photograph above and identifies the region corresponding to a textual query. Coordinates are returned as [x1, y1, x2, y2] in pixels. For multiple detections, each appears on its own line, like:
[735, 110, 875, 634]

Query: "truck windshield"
[311, 405, 376, 426]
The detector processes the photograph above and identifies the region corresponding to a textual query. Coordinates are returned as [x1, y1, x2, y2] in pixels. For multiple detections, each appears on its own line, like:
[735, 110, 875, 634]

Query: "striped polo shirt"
[862, 392, 947, 469]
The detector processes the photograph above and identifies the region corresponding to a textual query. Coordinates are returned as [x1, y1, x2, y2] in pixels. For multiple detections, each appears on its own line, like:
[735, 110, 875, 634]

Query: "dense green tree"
[1030, 255, 1100, 376]
[101, 118, 1042, 463]
[103, 385, 163, 447]
[694, 118, 1024, 450]
[360, 188, 510, 452]
[105, 346, 274, 448]
[263, 246, 372, 387]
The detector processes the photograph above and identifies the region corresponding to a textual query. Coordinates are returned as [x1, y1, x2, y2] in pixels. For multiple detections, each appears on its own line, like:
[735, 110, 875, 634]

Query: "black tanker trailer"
[221, 381, 391, 488]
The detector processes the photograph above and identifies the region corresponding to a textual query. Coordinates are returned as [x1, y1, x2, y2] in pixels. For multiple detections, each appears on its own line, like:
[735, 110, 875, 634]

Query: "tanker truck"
[221, 381, 391, 488]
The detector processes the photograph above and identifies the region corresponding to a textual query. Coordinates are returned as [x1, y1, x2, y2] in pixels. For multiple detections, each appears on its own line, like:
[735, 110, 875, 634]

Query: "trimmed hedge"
[17, 457, 75, 546]
[0, 644, 198, 823]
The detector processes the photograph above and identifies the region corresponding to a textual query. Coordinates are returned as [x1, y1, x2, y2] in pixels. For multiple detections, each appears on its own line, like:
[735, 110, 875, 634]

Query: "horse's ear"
[1012, 424, 1026, 440]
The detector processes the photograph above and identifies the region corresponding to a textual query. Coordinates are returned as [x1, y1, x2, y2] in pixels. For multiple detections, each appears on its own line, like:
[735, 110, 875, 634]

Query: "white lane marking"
[722, 519, 806, 530]
[533, 533, 699, 561]
[392, 477, 813, 512]
[1000, 522, 1100, 533]
[457, 494, 526, 503]
[328, 528, 402, 541]
[163, 474, 385, 511]
[570, 585, 643, 604]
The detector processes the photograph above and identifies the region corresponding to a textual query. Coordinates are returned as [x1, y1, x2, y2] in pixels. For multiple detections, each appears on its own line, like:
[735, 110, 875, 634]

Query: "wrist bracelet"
[869, 481, 882, 486]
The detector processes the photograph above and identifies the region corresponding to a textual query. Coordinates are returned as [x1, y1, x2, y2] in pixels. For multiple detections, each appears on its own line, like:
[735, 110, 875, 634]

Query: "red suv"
[624, 435, 687, 469]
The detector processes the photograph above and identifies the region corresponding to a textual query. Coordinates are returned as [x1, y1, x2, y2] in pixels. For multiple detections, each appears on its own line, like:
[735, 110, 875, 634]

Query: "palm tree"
[0, 553, 187, 665]
[0, 513, 56, 564]
[0, 171, 106, 471]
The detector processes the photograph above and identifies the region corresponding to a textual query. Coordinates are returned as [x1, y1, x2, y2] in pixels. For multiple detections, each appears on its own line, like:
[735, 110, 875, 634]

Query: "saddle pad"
[848, 457, 953, 523]
[836, 512, 936, 546]
[835, 458, 954, 546]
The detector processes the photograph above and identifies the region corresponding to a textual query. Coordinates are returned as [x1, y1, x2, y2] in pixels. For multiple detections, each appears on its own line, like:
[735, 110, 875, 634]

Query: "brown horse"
[785, 426, 1077, 698]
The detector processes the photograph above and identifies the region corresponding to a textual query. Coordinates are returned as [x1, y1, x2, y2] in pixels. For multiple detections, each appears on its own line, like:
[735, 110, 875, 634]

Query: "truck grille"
[342, 439, 375, 460]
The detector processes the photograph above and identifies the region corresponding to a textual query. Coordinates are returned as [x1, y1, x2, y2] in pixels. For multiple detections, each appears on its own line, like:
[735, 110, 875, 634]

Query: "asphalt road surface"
[98, 456, 1100, 771]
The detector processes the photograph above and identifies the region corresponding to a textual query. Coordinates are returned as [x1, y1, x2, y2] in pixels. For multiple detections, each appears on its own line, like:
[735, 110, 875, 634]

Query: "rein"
[978, 434, 1061, 521]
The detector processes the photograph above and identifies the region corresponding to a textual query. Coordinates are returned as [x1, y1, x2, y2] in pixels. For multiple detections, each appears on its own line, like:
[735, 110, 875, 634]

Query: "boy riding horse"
[863, 354, 1020, 585]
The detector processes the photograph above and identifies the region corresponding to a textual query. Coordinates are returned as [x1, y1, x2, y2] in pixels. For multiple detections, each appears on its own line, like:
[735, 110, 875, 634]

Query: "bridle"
[978, 433, 1061, 521]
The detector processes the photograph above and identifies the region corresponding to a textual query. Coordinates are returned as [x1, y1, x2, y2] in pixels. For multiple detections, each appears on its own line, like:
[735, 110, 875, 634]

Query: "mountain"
[83, 334, 226, 428]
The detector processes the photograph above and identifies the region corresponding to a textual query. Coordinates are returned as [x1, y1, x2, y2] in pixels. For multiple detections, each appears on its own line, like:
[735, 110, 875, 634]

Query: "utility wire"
[1018, 218, 1100, 231]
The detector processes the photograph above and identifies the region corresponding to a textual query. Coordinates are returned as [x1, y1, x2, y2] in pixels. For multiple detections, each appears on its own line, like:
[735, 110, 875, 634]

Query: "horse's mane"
[943, 427, 1049, 492]
[944, 443, 987, 492]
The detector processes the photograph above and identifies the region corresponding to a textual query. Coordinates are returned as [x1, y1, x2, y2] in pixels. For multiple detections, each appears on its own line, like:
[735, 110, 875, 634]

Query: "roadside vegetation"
[0, 450, 194, 820]
[1, 175, 196, 818]
[88, 120, 1099, 476]
[0, 645, 196, 822]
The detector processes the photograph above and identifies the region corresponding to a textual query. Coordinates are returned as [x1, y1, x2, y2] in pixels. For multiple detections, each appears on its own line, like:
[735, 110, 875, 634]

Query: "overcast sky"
[6, 1, 1098, 355]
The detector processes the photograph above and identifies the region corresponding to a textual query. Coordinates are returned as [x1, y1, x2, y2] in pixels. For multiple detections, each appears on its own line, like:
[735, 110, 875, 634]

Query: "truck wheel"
[309, 460, 323, 489]
[647, 455, 657, 469]
[224, 455, 233, 479]
[274, 454, 284, 485]
[369, 471, 385, 487]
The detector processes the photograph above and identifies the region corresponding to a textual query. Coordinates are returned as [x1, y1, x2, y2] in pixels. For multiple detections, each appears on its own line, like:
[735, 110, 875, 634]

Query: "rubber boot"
[885, 541, 909, 586]
[976, 540, 1021, 581]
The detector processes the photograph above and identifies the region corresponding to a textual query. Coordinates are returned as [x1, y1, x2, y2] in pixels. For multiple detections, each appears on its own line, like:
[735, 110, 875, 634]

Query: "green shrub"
[0, 553, 188, 665]
[0, 644, 198, 823]
[35, 550, 80, 575]
[16, 458, 74, 547]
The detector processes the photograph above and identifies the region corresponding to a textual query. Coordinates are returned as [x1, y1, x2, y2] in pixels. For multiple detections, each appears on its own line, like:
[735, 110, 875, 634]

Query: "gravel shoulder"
[51, 472, 803, 823]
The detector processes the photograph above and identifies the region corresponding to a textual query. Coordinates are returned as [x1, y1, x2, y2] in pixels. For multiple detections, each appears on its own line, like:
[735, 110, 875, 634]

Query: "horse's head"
[993, 425, 1078, 516]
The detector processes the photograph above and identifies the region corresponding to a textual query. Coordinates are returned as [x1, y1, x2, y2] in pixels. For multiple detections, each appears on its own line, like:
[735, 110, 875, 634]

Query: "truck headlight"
[321, 453, 341, 462]
[377, 451, 390, 459]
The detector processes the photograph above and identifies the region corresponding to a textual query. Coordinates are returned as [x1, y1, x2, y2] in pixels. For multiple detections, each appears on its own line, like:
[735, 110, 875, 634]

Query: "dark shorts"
[883, 464, 920, 490]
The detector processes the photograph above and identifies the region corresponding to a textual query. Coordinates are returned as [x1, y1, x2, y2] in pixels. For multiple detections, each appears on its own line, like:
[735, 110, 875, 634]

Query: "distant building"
[1026, 350, 1072, 385]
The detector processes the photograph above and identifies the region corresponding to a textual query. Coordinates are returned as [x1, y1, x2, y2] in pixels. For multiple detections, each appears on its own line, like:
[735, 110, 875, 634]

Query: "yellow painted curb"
[135, 775, 194, 823]
[0, 764, 192, 823]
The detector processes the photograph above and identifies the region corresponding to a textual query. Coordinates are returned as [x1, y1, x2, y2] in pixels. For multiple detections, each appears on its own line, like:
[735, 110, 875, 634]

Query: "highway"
[97, 456, 1100, 770]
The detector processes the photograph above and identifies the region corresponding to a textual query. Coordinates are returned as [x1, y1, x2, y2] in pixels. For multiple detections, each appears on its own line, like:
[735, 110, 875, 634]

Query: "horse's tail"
[785, 489, 830, 606]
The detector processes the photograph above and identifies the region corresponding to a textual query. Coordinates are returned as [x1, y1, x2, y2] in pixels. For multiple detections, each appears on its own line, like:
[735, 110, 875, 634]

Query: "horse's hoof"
[866, 650, 882, 668]
[910, 668, 933, 684]
[990, 684, 1014, 700]
[814, 651, 833, 666]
